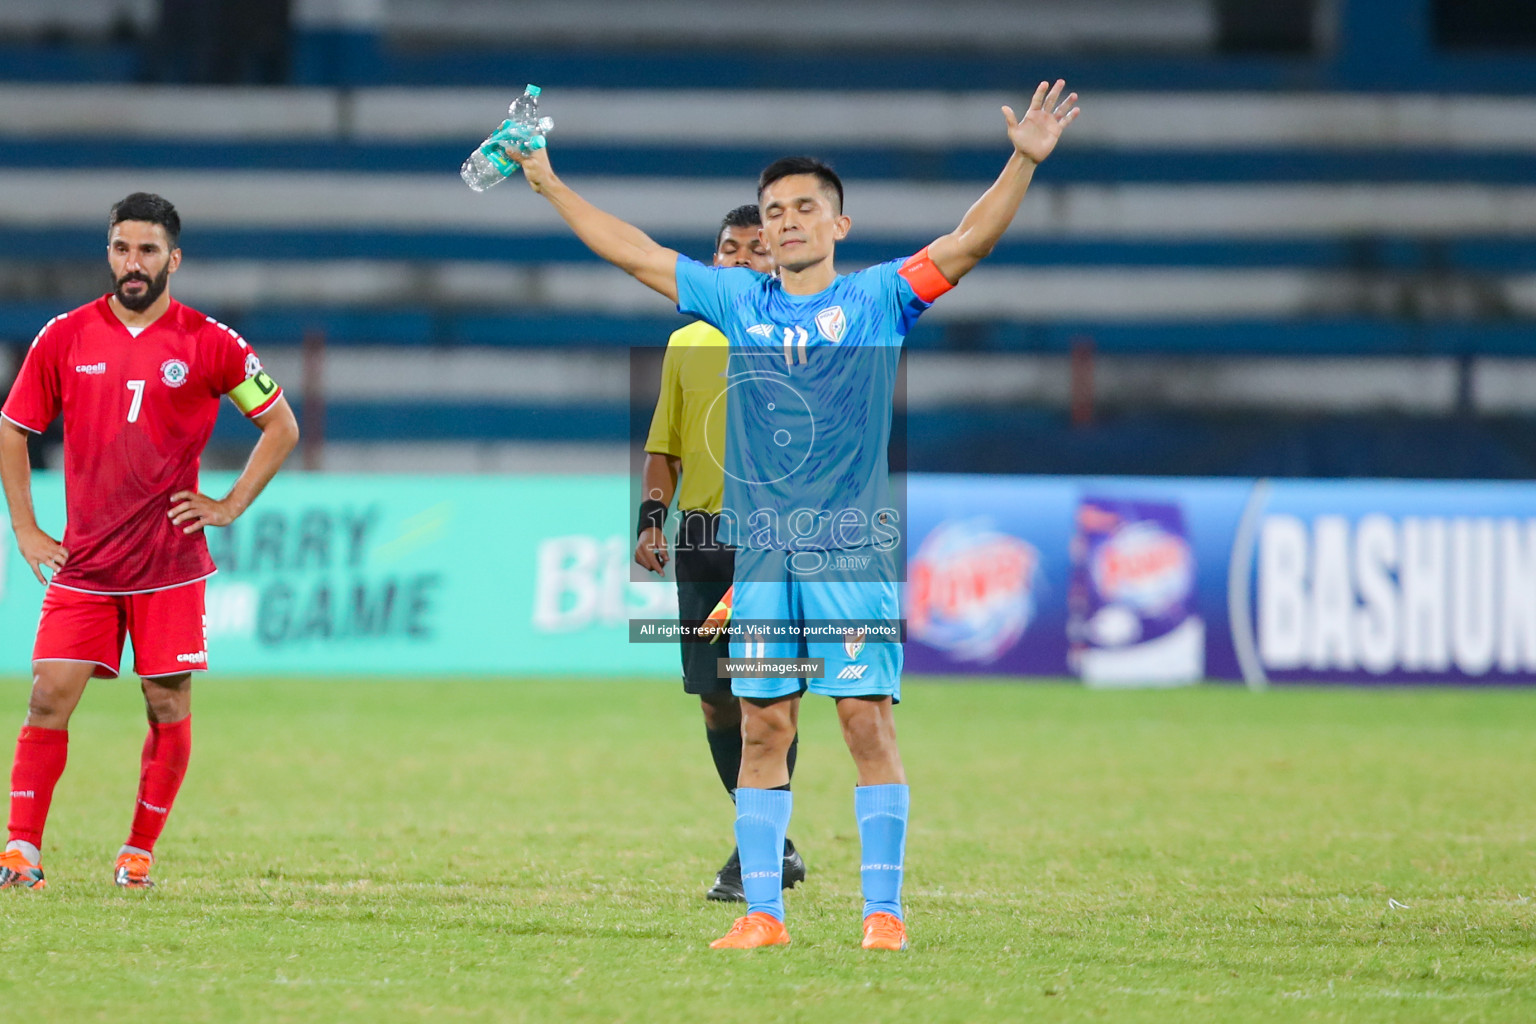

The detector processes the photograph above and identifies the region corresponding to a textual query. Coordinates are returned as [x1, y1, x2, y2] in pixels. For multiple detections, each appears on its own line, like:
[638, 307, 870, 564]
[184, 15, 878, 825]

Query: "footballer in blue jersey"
[675, 255, 918, 554]
[500, 79, 1081, 952]
[673, 253, 919, 708]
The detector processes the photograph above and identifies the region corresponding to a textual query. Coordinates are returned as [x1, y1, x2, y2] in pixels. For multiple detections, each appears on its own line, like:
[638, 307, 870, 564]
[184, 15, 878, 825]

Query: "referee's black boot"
[706, 848, 744, 902]
[781, 838, 806, 890]
[706, 840, 806, 901]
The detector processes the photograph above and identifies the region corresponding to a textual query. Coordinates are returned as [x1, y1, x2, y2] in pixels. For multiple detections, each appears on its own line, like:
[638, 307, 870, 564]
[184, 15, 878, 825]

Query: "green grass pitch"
[0, 676, 1531, 1023]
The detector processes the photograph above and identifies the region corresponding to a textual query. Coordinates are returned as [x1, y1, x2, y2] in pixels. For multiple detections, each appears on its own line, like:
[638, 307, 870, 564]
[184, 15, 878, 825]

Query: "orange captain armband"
[898, 246, 955, 303]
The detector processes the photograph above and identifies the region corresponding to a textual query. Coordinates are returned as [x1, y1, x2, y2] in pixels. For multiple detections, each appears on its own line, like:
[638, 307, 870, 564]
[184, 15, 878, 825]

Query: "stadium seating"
[1, 0, 1534, 476]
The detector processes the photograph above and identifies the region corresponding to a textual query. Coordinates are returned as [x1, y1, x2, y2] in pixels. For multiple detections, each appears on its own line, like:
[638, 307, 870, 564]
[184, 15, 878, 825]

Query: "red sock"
[9, 726, 69, 850]
[127, 717, 192, 853]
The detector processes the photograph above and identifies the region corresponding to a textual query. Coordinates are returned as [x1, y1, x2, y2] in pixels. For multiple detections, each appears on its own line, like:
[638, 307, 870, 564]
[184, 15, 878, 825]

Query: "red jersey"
[2, 296, 282, 594]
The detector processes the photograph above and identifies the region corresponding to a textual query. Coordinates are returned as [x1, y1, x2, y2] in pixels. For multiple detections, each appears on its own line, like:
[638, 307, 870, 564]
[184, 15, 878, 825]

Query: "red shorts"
[33, 581, 208, 679]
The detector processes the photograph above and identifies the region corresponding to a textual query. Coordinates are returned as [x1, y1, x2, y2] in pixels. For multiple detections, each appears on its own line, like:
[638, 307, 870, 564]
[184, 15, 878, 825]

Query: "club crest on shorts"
[844, 630, 866, 660]
[160, 359, 190, 387]
[815, 305, 847, 344]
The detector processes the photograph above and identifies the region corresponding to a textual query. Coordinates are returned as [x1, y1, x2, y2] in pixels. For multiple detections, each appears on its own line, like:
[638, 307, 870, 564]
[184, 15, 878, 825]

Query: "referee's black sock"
[783, 734, 801, 857]
[707, 730, 798, 797]
[706, 726, 742, 797]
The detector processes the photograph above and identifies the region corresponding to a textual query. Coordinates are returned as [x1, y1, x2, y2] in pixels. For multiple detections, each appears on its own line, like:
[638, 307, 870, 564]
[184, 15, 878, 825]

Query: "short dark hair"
[757, 157, 844, 215]
[716, 204, 760, 248]
[719, 203, 760, 234]
[108, 192, 181, 247]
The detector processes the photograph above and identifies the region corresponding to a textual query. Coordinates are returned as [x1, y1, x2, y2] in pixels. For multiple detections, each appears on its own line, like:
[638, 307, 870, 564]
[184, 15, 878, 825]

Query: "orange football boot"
[861, 912, 908, 951]
[0, 848, 46, 890]
[114, 851, 155, 889]
[710, 911, 790, 949]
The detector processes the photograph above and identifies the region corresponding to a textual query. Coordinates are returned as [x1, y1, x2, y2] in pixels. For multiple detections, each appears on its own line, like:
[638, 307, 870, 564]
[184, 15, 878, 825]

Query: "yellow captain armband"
[229, 370, 282, 417]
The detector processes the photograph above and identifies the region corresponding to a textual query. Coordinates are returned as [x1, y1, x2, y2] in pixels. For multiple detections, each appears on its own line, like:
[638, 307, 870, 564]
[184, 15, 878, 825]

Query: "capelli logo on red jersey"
[74, 362, 107, 374]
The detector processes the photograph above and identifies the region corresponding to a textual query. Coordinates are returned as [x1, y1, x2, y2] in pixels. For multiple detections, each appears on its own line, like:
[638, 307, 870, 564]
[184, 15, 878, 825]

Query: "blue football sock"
[855, 783, 909, 920]
[734, 787, 792, 921]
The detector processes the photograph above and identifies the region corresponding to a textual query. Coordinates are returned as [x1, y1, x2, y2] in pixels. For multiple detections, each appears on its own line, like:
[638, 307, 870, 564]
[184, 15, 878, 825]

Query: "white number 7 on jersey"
[126, 380, 145, 423]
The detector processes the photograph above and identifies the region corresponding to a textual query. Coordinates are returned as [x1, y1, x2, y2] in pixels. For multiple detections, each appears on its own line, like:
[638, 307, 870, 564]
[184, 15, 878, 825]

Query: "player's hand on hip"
[1004, 80, 1080, 165]
[634, 526, 669, 575]
[15, 525, 67, 584]
[168, 491, 236, 534]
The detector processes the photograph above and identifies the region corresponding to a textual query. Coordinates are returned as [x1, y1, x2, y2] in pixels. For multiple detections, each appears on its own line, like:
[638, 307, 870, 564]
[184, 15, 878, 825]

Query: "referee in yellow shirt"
[635, 204, 805, 902]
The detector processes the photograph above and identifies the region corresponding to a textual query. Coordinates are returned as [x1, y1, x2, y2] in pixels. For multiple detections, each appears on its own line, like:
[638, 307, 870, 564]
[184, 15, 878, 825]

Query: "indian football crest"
[160, 359, 190, 387]
[815, 305, 847, 344]
[244, 353, 263, 378]
[844, 630, 866, 660]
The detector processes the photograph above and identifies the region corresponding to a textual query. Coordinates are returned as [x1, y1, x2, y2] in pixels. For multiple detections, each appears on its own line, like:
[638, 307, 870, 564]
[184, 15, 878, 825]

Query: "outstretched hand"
[496, 139, 554, 193]
[1003, 80, 1080, 165]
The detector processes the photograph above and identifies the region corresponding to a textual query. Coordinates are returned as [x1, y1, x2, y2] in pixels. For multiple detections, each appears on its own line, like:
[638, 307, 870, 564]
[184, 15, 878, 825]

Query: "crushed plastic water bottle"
[461, 84, 555, 192]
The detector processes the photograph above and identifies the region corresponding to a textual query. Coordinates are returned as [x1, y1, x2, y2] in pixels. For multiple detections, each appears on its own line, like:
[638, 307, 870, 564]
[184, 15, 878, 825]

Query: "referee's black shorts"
[673, 510, 734, 696]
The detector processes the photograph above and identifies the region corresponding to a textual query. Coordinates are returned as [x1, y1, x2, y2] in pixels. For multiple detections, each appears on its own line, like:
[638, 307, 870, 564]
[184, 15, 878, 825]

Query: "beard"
[113, 264, 170, 313]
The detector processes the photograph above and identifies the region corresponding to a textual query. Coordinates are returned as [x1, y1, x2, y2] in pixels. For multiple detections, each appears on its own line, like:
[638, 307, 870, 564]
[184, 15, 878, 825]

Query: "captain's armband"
[229, 370, 282, 417]
[898, 246, 955, 303]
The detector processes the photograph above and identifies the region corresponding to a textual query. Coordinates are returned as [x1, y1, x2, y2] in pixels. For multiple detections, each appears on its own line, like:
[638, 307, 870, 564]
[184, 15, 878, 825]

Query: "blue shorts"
[729, 547, 903, 702]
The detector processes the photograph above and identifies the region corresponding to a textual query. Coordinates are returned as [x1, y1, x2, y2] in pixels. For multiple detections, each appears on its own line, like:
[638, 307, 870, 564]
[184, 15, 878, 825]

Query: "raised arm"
[506, 146, 682, 303]
[926, 80, 1080, 285]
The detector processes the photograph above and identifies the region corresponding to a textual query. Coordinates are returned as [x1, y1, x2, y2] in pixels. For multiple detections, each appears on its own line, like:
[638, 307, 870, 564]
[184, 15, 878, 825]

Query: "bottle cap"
[525, 85, 542, 97]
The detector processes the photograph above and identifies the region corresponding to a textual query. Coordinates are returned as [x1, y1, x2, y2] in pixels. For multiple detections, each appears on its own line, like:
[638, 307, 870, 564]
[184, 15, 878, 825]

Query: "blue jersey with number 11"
[675, 250, 952, 551]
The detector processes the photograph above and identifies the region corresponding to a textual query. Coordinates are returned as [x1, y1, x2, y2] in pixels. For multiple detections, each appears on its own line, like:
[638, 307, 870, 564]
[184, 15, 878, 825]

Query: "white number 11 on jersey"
[126, 380, 145, 422]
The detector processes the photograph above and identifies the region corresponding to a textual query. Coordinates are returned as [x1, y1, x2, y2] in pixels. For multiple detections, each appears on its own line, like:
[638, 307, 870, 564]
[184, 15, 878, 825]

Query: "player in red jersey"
[0, 193, 299, 890]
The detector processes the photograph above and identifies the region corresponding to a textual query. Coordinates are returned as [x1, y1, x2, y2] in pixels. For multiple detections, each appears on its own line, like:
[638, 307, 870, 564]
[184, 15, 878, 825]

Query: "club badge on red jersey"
[160, 359, 189, 387]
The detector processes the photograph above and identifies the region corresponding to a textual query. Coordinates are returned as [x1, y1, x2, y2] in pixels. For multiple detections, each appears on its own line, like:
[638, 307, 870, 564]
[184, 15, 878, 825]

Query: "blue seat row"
[3, 303, 1530, 356]
[7, 38, 1536, 94]
[7, 229, 1535, 274]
